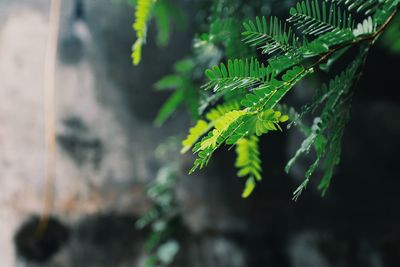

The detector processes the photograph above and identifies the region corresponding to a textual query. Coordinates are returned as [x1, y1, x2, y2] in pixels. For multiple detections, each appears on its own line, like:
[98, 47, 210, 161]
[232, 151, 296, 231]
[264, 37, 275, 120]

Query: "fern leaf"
[254, 109, 289, 136]
[222, 66, 310, 145]
[224, 108, 288, 146]
[310, 28, 354, 51]
[205, 101, 241, 121]
[202, 58, 275, 92]
[154, 58, 198, 126]
[153, 0, 186, 47]
[154, 75, 184, 90]
[241, 66, 312, 112]
[242, 177, 256, 198]
[242, 16, 300, 55]
[285, 117, 324, 174]
[189, 110, 249, 173]
[200, 110, 247, 150]
[289, 51, 368, 198]
[189, 146, 214, 174]
[235, 136, 261, 198]
[181, 120, 210, 154]
[292, 178, 310, 201]
[132, 0, 157, 65]
[181, 0, 400, 200]
[154, 89, 184, 127]
[235, 136, 262, 179]
[266, 28, 354, 73]
[317, 117, 347, 195]
[374, 0, 400, 25]
[181, 101, 242, 154]
[288, 0, 355, 36]
[335, 0, 381, 15]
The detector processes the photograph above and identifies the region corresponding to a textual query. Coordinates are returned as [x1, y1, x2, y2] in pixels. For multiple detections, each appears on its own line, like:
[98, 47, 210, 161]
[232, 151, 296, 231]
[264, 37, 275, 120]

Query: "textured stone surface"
[0, 0, 188, 266]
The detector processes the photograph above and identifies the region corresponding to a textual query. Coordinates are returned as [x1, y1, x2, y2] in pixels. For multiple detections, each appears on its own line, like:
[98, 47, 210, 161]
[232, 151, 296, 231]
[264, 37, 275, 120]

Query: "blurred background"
[0, 0, 399, 266]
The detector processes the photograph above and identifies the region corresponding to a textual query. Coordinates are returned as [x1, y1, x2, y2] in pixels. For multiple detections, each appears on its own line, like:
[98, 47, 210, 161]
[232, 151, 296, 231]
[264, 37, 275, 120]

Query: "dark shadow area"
[70, 213, 146, 266]
[14, 215, 70, 263]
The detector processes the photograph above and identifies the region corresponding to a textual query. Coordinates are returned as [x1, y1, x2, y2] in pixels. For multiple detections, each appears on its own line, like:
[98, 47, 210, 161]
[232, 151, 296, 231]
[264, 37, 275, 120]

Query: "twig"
[37, 0, 61, 236]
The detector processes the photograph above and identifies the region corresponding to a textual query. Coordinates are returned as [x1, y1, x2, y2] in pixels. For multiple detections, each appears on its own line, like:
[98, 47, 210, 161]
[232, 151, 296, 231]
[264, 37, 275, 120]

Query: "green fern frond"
[153, 0, 186, 46]
[220, 66, 310, 146]
[202, 58, 275, 92]
[312, 28, 354, 48]
[335, 0, 381, 15]
[288, 0, 356, 36]
[286, 117, 324, 174]
[265, 28, 354, 73]
[181, 120, 209, 154]
[317, 114, 348, 195]
[379, 11, 400, 53]
[132, 0, 157, 65]
[154, 89, 185, 127]
[242, 16, 300, 55]
[199, 110, 247, 150]
[189, 110, 249, 173]
[189, 146, 214, 174]
[185, 102, 290, 170]
[154, 58, 198, 126]
[181, 101, 242, 153]
[133, 0, 156, 38]
[169, 0, 400, 201]
[374, 0, 400, 24]
[241, 66, 312, 112]
[235, 136, 261, 198]
[289, 50, 368, 199]
[233, 111, 289, 198]
[254, 109, 289, 136]
[153, 0, 171, 46]
[242, 177, 256, 199]
[205, 101, 241, 121]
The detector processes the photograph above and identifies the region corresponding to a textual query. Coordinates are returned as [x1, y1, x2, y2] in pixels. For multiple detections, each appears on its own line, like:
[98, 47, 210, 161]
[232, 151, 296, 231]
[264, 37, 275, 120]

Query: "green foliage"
[197, 0, 253, 59]
[136, 0, 400, 199]
[242, 16, 300, 55]
[125, 3, 400, 267]
[182, 102, 289, 196]
[154, 58, 198, 126]
[288, 0, 356, 35]
[132, 0, 156, 65]
[133, 1, 399, 265]
[181, 120, 209, 153]
[153, 0, 186, 46]
[153, 0, 261, 127]
[131, 0, 186, 65]
[380, 13, 400, 53]
[136, 138, 182, 267]
[254, 109, 289, 136]
[235, 136, 261, 197]
[179, 0, 400, 199]
[180, 100, 242, 153]
[202, 58, 275, 92]
[136, 163, 180, 267]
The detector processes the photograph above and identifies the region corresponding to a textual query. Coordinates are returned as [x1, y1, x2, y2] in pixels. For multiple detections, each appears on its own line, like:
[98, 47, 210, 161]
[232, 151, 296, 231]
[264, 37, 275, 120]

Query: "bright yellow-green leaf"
[132, 0, 157, 65]
[280, 115, 289, 122]
[181, 120, 209, 153]
[242, 178, 256, 198]
[200, 110, 246, 150]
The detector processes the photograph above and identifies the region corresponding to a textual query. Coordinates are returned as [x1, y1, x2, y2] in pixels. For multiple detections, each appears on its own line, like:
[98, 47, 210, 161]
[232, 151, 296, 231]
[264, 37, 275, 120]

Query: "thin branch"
[38, 0, 61, 236]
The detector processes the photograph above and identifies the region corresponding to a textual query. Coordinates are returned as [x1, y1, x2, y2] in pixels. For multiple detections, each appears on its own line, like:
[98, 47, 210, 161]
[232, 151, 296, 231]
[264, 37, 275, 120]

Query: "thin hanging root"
[37, 0, 61, 237]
